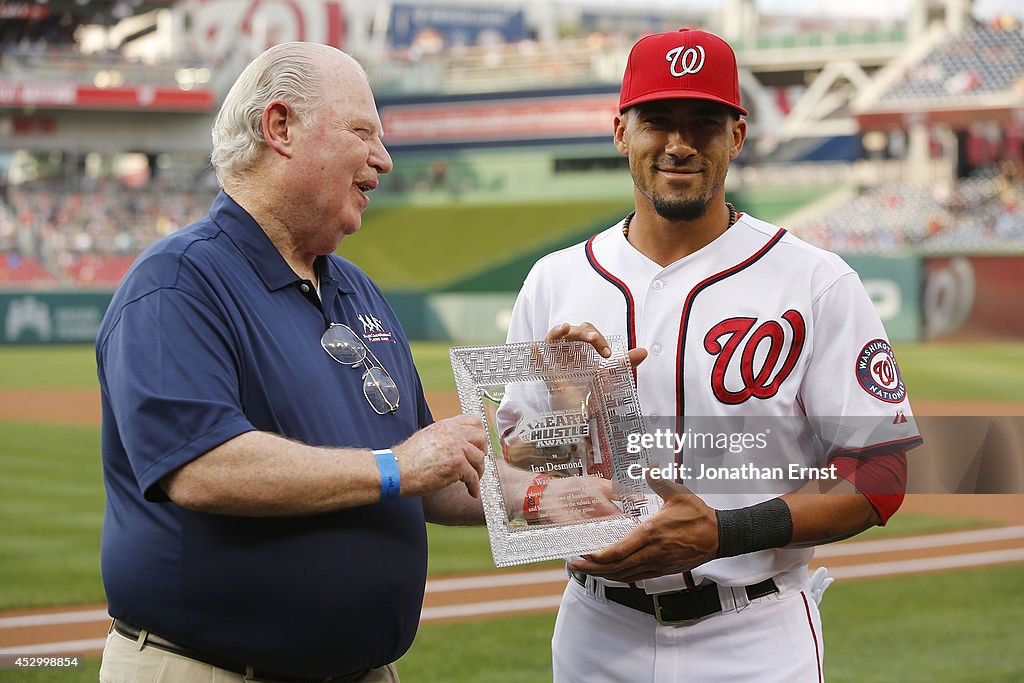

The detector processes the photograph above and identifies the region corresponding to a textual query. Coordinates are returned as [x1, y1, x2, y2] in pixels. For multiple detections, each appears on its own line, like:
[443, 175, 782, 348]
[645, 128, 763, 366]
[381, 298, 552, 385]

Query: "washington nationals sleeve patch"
[856, 339, 907, 403]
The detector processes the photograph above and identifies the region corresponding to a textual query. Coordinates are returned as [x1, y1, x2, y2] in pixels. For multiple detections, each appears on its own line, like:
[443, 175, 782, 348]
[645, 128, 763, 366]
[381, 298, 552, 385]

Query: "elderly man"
[507, 29, 922, 682]
[97, 42, 485, 683]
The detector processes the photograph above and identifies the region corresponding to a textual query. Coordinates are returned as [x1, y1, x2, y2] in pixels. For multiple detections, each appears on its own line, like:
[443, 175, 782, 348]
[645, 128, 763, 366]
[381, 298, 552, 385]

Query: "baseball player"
[505, 29, 922, 682]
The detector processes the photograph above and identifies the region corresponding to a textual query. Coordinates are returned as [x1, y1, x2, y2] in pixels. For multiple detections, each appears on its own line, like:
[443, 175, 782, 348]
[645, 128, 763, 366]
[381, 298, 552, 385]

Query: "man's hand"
[545, 322, 648, 368]
[393, 415, 487, 498]
[568, 469, 718, 583]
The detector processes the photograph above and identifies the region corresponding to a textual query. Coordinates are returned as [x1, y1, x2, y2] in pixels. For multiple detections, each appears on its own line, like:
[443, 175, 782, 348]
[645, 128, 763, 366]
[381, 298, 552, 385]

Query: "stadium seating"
[2, 15, 1022, 282]
[0, 253, 57, 286]
[792, 168, 1024, 254]
[878, 25, 1024, 104]
[62, 253, 139, 287]
[1, 180, 215, 288]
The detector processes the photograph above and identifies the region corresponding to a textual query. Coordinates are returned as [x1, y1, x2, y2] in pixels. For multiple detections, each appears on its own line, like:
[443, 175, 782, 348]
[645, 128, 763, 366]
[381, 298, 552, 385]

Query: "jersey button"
[652, 280, 665, 290]
[651, 343, 663, 356]
[299, 283, 310, 294]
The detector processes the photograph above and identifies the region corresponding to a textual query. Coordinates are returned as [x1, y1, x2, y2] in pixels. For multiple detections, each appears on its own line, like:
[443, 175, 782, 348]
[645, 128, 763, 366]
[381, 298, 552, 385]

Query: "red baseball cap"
[619, 28, 747, 116]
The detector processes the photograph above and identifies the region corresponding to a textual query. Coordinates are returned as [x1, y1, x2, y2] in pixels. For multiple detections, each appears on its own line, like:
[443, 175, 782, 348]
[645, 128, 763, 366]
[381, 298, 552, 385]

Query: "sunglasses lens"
[321, 325, 366, 365]
[363, 366, 400, 414]
[322, 323, 400, 414]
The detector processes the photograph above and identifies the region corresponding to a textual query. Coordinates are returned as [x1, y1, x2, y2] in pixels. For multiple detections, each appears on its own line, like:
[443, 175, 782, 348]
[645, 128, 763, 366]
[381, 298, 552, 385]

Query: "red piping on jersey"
[674, 228, 788, 418]
[801, 592, 823, 683]
[585, 234, 638, 380]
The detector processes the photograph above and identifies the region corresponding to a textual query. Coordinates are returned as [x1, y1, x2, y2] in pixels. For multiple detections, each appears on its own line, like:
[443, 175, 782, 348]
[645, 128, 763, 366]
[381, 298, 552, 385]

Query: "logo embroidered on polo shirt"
[356, 313, 394, 343]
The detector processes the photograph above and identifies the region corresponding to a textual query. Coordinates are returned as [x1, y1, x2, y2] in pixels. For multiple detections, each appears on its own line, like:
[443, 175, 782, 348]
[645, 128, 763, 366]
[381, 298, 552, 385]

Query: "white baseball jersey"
[506, 212, 922, 591]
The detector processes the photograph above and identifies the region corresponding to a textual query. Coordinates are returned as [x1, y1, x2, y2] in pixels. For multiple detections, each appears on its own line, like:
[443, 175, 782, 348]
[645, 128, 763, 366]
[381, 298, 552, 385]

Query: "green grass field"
[346, 202, 631, 289]
[0, 422, 103, 609]
[3, 565, 1022, 682]
[1, 341, 1023, 606]
[4, 338, 1024, 399]
[427, 341, 1024, 398]
[1, 343, 1023, 681]
[338, 187, 823, 292]
[402, 564, 1024, 683]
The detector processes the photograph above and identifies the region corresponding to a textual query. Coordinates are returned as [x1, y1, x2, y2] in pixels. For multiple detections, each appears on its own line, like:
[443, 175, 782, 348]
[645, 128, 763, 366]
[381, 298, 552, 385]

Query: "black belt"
[570, 570, 778, 625]
[112, 620, 371, 683]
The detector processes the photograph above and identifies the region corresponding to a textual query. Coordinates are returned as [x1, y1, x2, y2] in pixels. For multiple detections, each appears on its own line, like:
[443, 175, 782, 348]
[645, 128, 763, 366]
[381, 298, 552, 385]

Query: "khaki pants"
[99, 628, 400, 683]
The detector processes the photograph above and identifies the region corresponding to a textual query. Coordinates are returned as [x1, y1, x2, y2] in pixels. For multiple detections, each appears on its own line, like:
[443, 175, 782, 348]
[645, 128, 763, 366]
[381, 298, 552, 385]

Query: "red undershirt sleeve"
[830, 449, 908, 525]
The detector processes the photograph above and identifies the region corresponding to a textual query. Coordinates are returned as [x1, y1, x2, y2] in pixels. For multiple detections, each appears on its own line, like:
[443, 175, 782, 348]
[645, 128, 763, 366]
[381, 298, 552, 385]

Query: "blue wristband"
[373, 449, 401, 501]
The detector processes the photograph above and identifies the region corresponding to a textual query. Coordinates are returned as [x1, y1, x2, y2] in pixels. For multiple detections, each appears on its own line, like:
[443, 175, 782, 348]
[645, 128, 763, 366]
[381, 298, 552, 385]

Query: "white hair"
[210, 42, 366, 186]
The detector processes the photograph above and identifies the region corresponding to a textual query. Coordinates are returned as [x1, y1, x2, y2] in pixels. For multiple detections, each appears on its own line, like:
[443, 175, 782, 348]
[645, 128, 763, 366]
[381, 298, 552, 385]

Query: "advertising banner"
[0, 292, 111, 345]
[388, 3, 526, 49]
[924, 255, 1024, 340]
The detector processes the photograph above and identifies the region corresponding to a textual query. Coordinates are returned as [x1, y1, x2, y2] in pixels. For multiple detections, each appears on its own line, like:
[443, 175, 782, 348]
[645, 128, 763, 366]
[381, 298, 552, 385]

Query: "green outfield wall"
[4, 255, 1022, 344]
[842, 254, 922, 342]
[0, 292, 112, 345]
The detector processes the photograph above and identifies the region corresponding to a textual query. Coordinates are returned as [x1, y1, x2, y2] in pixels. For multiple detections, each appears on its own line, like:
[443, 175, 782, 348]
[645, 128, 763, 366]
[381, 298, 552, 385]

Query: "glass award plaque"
[450, 338, 656, 567]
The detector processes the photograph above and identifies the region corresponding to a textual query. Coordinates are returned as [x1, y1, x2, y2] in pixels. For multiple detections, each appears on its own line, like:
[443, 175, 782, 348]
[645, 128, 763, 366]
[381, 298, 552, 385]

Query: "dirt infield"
[0, 389, 101, 426]
[3, 522, 1024, 655]
[3, 388, 1024, 427]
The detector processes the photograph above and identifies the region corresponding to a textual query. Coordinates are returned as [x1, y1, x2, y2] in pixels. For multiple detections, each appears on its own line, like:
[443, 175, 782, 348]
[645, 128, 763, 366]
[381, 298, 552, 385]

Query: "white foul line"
[426, 569, 567, 593]
[6, 548, 1023, 656]
[815, 525, 1024, 558]
[421, 595, 563, 621]
[2, 527, 1024, 640]
[0, 609, 109, 630]
[827, 548, 1024, 579]
[0, 638, 107, 656]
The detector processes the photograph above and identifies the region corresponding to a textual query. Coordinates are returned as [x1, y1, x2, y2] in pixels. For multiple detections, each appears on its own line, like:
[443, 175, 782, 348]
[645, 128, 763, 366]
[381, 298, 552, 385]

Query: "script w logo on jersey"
[666, 45, 705, 76]
[703, 310, 806, 405]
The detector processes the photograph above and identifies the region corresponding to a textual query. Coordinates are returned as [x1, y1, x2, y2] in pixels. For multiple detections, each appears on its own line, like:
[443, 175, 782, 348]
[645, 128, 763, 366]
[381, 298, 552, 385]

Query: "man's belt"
[569, 569, 778, 625]
[112, 620, 371, 683]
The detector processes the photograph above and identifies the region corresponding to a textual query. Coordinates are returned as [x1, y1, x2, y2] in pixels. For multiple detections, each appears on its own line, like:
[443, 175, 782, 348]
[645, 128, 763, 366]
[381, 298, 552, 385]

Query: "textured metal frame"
[450, 338, 655, 567]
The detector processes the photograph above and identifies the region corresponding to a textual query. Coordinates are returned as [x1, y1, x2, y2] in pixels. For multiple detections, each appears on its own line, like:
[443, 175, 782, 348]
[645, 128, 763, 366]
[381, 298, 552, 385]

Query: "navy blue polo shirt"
[97, 191, 433, 678]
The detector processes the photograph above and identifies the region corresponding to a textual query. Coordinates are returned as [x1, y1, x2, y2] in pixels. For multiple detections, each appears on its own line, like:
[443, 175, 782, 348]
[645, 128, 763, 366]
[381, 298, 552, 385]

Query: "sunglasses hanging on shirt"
[321, 323, 400, 415]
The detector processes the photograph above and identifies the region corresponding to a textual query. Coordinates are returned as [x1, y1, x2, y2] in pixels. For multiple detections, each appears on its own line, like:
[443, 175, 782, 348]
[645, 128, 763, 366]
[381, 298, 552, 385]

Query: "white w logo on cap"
[666, 45, 705, 77]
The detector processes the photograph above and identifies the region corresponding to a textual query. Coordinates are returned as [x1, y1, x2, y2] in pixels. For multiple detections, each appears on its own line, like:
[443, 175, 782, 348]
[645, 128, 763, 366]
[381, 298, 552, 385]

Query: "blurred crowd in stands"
[0, 178, 215, 288]
[1, 163, 1022, 289]
[2, 12, 1024, 287]
[0, 11, 78, 57]
[795, 162, 1024, 254]
[881, 24, 1024, 103]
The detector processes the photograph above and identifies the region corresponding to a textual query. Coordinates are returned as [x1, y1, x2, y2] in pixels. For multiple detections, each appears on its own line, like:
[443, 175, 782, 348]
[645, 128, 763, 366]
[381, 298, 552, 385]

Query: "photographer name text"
[627, 462, 839, 481]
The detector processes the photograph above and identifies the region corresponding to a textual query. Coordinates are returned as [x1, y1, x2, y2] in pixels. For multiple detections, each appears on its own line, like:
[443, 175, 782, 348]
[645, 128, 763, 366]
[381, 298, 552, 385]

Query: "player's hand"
[545, 322, 648, 368]
[568, 467, 717, 583]
[392, 415, 487, 498]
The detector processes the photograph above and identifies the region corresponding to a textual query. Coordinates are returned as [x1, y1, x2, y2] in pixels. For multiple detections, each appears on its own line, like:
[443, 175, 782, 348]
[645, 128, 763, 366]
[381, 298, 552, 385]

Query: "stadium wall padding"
[842, 254, 923, 343]
[4, 255, 1023, 344]
[0, 292, 113, 345]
